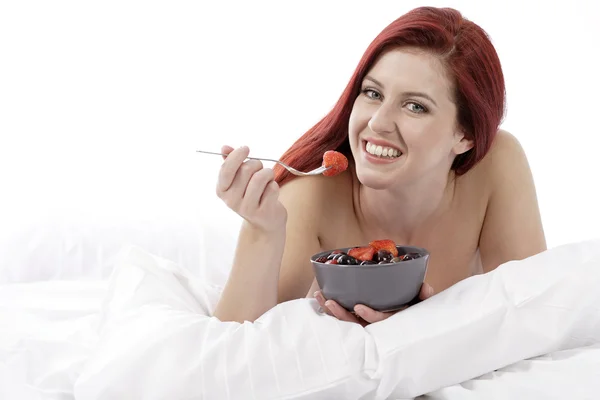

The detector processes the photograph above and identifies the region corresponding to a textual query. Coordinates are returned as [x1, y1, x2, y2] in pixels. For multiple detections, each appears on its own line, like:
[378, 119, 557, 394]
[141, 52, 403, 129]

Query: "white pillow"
[74, 239, 600, 399]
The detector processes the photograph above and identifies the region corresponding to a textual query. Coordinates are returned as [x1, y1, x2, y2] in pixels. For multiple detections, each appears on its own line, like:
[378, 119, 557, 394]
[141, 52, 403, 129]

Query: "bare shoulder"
[278, 174, 322, 215]
[467, 130, 529, 191]
[475, 129, 547, 271]
[489, 129, 524, 153]
[278, 169, 353, 221]
[454, 130, 521, 199]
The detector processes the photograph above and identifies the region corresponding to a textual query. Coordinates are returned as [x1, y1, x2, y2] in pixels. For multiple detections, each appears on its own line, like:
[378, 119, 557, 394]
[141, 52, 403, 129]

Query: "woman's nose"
[368, 104, 396, 135]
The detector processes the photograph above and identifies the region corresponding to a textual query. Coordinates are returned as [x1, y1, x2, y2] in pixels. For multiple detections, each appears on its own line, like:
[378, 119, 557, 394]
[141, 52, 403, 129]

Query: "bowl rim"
[310, 245, 430, 269]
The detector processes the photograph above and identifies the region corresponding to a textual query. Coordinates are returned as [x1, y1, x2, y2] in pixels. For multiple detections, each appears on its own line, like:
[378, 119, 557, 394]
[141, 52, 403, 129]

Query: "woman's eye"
[406, 102, 426, 113]
[362, 89, 381, 100]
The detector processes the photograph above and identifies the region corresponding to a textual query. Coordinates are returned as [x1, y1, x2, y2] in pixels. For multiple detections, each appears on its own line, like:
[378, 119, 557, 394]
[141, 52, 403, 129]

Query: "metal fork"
[196, 150, 331, 176]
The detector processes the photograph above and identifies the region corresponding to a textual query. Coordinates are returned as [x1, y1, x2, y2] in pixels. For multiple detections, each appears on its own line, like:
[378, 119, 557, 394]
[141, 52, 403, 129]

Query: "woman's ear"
[452, 129, 474, 155]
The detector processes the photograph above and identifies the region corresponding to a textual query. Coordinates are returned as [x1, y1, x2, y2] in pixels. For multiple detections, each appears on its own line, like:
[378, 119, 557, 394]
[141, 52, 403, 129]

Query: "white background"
[1, 0, 599, 251]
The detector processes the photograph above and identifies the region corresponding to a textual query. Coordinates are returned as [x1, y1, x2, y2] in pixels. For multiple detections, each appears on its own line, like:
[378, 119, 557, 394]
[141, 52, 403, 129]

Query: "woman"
[212, 7, 546, 325]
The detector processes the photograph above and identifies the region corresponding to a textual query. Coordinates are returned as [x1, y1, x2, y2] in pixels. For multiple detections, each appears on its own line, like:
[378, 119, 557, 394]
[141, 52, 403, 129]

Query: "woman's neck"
[355, 169, 456, 243]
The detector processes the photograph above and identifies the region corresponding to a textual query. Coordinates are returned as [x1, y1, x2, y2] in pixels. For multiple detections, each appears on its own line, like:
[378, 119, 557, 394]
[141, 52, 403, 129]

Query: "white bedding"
[421, 344, 600, 399]
[0, 281, 106, 399]
[1, 240, 600, 399]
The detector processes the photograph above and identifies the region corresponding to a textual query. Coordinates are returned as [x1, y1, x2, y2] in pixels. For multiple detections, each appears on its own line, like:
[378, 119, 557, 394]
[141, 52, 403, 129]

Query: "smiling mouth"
[364, 140, 403, 159]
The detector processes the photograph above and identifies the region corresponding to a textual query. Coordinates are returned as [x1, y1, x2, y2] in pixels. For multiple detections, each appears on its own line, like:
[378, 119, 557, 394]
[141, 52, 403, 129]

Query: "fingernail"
[325, 300, 334, 309]
[427, 286, 434, 296]
[354, 306, 366, 316]
[313, 291, 321, 300]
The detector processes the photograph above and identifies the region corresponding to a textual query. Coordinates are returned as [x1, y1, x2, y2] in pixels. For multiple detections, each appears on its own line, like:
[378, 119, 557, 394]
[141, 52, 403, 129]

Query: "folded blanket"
[73, 239, 600, 399]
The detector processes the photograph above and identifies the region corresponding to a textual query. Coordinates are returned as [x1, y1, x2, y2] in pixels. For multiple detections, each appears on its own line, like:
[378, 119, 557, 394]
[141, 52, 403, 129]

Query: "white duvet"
[2, 240, 600, 399]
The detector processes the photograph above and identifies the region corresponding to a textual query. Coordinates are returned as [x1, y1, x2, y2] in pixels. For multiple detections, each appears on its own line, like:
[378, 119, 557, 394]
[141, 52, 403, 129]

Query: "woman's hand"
[216, 145, 287, 233]
[314, 283, 435, 327]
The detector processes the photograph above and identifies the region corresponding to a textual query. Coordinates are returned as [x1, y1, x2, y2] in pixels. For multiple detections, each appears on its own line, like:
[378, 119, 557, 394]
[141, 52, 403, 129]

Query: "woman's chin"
[355, 169, 403, 190]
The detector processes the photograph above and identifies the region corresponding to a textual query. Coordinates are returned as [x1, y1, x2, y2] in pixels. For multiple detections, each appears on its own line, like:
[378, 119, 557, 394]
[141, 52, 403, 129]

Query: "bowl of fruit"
[311, 239, 429, 312]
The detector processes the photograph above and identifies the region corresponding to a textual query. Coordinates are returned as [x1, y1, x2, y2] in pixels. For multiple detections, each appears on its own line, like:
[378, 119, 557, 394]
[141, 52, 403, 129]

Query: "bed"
[1, 215, 600, 399]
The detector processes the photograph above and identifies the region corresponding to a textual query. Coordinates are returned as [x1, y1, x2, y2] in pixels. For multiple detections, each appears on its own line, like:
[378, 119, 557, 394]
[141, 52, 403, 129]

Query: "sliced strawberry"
[369, 239, 399, 257]
[321, 150, 349, 177]
[348, 246, 375, 261]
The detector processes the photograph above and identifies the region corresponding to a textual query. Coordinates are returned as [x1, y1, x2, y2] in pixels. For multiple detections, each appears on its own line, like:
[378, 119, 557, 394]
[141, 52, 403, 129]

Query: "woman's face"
[348, 47, 473, 189]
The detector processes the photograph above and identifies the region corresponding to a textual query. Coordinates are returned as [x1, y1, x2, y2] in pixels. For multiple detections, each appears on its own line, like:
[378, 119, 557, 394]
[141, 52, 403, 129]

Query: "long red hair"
[274, 7, 505, 186]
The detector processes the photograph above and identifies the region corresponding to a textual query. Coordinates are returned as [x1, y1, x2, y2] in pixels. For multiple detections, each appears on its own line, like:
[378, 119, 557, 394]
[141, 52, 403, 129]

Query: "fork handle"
[195, 150, 277, 163]
[195, 150, 231, 158]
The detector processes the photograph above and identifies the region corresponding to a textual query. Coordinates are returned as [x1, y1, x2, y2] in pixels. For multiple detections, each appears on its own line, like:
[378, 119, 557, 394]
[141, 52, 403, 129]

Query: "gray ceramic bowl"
[311, 245, 429, 312]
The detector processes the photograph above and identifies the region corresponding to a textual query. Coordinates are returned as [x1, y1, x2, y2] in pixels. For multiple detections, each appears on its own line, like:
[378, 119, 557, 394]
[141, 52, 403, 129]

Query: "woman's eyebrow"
[402, 91, 438, 107]
[363, 75, 438, 107]
[364, 75, 384, 87]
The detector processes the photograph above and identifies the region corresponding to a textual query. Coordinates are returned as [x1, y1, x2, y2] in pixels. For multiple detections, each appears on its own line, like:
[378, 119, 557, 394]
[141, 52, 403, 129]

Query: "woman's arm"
[213, 222, 287, 323]
[212, 146, 323, 322]
[479, 131, 547, 272]
[214, 178, 323, 322]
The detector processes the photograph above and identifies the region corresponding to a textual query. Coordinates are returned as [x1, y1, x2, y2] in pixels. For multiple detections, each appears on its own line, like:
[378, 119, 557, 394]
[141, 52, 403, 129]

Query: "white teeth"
[365, 141, 402, 158]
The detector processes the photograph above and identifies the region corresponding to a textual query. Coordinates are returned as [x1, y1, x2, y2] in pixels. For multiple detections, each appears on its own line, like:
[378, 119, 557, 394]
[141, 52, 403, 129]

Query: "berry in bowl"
[311, 240, 429, 312]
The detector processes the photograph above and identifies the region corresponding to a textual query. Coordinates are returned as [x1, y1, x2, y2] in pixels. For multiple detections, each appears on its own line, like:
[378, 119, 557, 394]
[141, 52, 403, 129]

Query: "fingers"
[219, 159, 264, 210]
[216, 146, 277, 210]
[259, 180, 281, 208]
[217, 146, 250, 193]
[353, 305, 394, 324]
[419, 282, 435, 300]
[215, 145, 285, 232]
[314, 291, 333, 316]
[326, 300, 362, 324]
[244, 168, 276, 208]
[315, 291, 365, 325]
[313, 284, 434, 327]
[221, 145, 235, 160]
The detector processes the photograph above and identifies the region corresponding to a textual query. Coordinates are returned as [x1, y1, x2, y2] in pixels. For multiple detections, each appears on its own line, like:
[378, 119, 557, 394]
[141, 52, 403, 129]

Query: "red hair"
[274, 7, 505, 186]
